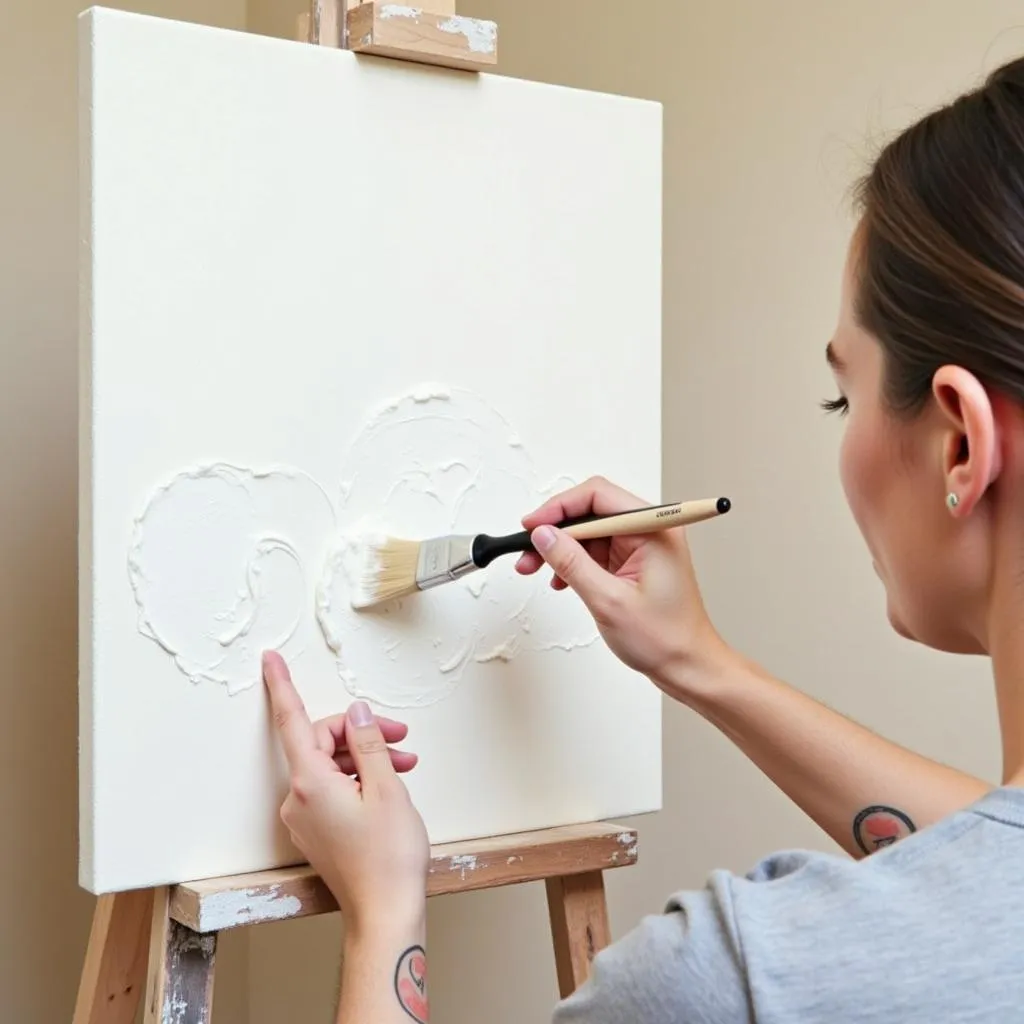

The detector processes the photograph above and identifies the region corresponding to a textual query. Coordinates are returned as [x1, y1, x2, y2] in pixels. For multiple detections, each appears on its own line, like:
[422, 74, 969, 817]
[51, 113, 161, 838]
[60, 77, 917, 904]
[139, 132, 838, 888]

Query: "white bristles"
[348, 535, 422, 610]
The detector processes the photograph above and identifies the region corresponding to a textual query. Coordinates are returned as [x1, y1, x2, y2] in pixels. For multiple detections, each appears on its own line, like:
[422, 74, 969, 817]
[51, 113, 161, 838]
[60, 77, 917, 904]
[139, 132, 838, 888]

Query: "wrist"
[344, 902, 426, 952]
[651, 627, 745, 708]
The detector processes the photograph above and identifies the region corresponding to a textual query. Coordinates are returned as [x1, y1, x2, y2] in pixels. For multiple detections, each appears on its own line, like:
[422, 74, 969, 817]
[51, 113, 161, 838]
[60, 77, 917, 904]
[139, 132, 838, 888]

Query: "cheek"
[838, 413, 883, 542]
[838, 409, 961, 644]
[838, 408, 917, 564]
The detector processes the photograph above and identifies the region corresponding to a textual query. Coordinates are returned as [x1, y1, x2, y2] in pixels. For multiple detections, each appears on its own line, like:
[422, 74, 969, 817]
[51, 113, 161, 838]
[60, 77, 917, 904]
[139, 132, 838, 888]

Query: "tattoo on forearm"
[852, 805, 916, 855]
[395, 945, 428, 1023]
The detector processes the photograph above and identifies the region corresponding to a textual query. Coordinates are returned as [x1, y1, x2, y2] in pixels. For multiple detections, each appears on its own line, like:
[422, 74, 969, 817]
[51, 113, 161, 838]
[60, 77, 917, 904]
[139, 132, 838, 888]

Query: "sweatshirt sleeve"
[550, 879, 752, 1024]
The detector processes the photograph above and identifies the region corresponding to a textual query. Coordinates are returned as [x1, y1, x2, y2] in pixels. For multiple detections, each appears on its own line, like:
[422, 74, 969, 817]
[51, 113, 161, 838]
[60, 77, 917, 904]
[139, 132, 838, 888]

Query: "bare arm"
[519, 476, 990, 861]
[339, 925, 428, 1024]
[664, 650, 992, 857]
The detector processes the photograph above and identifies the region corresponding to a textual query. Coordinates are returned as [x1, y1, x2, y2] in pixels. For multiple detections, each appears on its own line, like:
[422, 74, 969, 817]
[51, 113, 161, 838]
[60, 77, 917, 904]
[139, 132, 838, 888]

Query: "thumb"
[531, 525, 619, 614]
[345, 701, 396, 795]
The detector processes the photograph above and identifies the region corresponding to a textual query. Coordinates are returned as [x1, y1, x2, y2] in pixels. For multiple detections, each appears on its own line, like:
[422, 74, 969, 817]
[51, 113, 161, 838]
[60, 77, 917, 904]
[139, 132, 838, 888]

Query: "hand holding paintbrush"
[350, 492, 730, 610]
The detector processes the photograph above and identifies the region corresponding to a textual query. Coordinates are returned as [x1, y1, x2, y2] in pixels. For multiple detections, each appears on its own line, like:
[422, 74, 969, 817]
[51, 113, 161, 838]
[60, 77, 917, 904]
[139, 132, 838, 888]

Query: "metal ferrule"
[415, 535, 479, 590]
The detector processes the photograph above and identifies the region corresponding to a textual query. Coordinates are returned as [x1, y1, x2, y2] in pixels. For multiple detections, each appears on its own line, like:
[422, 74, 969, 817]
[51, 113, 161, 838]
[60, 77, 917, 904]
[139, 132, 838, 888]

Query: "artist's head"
[828, 55, 1024, 654]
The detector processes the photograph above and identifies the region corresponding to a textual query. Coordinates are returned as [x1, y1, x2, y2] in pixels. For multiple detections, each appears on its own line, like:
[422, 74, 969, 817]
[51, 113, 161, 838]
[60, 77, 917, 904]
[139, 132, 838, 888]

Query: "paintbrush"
[348, 496, 731, 610]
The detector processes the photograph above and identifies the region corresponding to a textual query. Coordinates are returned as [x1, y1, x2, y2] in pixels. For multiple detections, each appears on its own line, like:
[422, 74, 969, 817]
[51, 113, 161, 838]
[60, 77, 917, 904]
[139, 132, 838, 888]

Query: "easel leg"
[545, 871, 612, 999]
[72, 889, 154, 1024]
[144, 887, 218, 1024]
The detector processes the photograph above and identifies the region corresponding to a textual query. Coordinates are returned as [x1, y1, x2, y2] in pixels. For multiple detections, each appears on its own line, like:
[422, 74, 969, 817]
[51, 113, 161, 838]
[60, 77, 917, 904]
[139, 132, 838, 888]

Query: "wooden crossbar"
[170, 821, 638, 932]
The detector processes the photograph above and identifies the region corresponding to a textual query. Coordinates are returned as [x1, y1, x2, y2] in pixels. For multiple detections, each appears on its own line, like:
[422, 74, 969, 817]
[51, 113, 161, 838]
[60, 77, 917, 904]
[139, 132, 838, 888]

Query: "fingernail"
[532, 525, 557, 553]
[348, 700, 373, 727]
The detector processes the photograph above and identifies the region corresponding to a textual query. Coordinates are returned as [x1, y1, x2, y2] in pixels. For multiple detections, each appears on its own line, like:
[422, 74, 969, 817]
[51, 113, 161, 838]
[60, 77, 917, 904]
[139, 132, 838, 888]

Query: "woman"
[262, 54, 1024, 1022]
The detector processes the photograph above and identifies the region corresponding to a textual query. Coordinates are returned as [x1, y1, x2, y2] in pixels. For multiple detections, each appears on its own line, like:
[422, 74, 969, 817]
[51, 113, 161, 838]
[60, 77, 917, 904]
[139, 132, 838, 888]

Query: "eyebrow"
[826, 341, 846, 373]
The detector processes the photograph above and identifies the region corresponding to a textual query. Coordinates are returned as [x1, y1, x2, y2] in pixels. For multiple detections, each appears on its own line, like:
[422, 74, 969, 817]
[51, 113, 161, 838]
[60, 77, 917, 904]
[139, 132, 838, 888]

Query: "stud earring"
[946, 492, 960, 510]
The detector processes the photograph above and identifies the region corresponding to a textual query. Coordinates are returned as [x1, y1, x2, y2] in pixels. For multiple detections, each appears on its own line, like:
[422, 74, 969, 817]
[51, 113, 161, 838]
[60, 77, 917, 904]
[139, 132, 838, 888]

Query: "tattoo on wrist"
[395, 945, 428, 1023]
[852, 805, 916, 855]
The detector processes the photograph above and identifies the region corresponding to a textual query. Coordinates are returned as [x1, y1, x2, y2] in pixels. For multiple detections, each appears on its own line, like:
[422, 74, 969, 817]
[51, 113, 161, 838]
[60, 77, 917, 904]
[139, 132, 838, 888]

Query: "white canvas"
[78, 7, 663, 894]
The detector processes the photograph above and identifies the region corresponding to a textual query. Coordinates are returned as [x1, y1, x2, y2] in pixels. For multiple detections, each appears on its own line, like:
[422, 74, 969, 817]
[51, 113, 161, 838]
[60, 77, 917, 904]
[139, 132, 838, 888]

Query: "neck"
[986, 521, 1024, 787]
[992, 656, 1024, 788]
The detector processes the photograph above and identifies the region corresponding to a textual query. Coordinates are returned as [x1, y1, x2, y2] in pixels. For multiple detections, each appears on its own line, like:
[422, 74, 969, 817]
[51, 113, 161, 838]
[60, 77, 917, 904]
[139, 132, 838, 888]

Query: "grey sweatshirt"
[553, 786, 1024, 1022]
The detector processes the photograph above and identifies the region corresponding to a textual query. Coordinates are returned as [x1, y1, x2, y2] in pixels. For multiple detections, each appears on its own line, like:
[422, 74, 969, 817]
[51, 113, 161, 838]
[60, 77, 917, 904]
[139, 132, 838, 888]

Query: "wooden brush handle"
[470, 498, 730, 568]
[560, 498, 729, 541]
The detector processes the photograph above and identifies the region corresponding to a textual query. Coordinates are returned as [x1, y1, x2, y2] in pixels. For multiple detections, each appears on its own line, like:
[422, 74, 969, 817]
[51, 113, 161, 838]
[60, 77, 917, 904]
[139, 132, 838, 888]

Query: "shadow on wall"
[2, 3, 100, 1020]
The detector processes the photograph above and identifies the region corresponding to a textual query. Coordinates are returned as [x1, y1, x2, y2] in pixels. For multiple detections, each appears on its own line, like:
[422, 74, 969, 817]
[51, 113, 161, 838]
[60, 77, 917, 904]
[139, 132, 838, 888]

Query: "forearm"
[337, 915, 428, 1024]
[662, 649, 991, 858]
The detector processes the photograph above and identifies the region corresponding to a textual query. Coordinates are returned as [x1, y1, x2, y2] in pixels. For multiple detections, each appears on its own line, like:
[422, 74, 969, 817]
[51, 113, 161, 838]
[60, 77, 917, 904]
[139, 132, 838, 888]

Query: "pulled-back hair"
[855, 56, 1024, 415]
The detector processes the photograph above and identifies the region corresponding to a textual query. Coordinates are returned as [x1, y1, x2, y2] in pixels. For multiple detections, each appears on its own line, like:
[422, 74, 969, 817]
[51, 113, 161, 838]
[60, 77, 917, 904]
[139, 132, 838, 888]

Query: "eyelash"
[820, 395, 849, 416]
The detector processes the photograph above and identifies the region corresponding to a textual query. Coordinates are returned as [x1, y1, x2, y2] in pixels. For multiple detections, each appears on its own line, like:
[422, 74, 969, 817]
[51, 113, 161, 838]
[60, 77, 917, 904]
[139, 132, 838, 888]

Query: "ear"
[931, 365, 1001, 516]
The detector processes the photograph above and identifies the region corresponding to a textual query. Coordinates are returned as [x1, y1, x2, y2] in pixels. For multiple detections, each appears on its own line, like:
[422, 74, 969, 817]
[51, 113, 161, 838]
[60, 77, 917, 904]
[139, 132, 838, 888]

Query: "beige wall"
[245, 3, 1014, 1022]
[2, 1, 1018, 1021]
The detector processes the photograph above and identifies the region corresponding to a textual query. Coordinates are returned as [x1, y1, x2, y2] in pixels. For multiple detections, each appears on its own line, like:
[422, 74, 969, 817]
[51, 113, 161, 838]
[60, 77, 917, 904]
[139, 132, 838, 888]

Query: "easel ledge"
[74, 823, 639, 1024]
[174, 820, 638, 931]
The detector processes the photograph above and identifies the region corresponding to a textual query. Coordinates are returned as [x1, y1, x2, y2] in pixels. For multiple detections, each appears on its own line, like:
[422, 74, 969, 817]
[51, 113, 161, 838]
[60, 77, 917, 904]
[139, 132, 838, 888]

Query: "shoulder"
[551, 806, 1007, 1023]
[548, 845, 903, 1024]
[550, 869, 753, 1024]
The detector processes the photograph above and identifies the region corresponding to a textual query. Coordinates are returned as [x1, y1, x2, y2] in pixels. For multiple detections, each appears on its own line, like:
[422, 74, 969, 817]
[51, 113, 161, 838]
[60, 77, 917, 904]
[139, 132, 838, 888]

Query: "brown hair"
[854, 56, 1024, 415]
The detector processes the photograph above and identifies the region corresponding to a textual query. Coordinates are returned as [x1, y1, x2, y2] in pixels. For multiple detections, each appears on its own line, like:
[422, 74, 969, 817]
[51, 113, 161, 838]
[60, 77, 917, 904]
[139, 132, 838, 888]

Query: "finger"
[313, 713, 409, 753]
[521, 476, 647, 530]
[515, 551, 544, 575]
[314, 719, 335, 757]
[335, 749, 419, 775]
[531, 525, 624, 616]
[587, 538, 612, 574]
[262, 651, 318, 770]
[346, 701, 398, 795]
[519, 537, 611, 578]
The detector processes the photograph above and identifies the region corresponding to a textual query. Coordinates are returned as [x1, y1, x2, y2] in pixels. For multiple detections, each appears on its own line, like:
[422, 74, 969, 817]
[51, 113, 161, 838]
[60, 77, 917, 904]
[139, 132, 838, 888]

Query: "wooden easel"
[73, 5, 640, 1020]
[74, 821, 638, 1022]
[297, 0, 498, 69]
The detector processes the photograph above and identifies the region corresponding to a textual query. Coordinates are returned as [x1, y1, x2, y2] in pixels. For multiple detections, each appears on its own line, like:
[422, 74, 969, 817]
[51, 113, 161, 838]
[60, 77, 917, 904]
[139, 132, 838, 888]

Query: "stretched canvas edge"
[78, 5, 98, 893]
